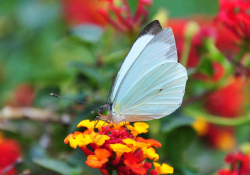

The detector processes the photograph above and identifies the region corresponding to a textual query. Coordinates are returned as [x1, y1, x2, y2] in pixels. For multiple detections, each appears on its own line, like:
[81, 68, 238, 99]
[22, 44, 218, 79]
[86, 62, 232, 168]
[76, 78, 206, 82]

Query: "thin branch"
[0, 106, 71, 125]
[18, 170, 31, 175]
[182, 90, 213, 106]
[185, 108, 250, 126]
[0, 157, 23, 175]
[228, 56, 250, 74]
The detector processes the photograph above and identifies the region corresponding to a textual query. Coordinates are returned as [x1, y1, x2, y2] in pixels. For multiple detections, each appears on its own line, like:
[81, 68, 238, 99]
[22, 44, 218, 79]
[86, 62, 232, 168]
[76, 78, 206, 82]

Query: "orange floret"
[85, 148, 111, 169]
[127, 122, 149, 137]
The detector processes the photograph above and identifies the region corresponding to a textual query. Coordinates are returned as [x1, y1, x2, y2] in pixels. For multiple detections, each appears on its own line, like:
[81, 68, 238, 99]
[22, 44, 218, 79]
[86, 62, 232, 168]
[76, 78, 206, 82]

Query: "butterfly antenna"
[50, 93, 99, 107]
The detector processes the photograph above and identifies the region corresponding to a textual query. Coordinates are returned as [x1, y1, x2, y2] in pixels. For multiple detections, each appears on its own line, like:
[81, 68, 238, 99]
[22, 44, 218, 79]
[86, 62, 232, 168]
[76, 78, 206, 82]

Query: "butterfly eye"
[102, 109, 108, 115]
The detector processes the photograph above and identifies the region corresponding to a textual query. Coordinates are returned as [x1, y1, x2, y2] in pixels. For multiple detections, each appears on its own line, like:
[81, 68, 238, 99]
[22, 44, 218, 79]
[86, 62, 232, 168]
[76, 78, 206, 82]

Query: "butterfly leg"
[94, 116, 100, 133]
[121, 119, 133, 139]
[95, 120, 110, 143]
[94, 118, 109, 137]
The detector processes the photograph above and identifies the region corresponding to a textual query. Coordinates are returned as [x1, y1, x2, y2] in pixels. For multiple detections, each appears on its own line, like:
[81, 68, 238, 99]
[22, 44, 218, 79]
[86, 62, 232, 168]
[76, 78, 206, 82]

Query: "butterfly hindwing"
[120, 63, 187, 121]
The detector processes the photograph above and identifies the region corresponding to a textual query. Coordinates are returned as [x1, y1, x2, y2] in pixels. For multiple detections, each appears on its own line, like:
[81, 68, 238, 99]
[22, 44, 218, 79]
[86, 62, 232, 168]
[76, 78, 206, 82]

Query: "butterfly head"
[98, 104, 112, 120]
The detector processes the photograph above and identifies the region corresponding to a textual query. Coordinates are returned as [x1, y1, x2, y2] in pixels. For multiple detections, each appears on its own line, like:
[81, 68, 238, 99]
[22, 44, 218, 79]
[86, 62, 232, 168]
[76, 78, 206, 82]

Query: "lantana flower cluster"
[218, 152, 250, 175]
[64, 119, 173, 175]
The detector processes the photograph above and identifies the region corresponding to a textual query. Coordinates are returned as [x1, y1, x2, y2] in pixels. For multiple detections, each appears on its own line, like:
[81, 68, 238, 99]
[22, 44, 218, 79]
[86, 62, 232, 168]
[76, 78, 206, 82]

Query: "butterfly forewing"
[107, 20, 162, 103]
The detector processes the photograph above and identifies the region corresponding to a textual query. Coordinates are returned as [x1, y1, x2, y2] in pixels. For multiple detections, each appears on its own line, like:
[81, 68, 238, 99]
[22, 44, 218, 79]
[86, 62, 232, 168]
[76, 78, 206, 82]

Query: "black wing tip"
[138, 20, 163, 37]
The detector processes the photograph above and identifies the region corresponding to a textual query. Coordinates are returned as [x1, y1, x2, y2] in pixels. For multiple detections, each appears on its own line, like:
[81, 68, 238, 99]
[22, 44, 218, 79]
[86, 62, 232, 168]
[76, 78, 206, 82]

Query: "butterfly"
[98, 20, 188, 125]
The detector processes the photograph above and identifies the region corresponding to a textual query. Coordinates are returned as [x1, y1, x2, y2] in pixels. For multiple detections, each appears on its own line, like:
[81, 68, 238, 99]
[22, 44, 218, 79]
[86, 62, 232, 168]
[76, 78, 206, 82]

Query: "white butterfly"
[98, 20, 188, 124]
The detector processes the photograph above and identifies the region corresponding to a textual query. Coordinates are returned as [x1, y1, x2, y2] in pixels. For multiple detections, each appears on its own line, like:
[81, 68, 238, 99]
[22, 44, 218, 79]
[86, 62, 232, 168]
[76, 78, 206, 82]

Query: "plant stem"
[107, 166, 113, 175]
[180, 37, 192, 67]
[235, 43, 246, 62]
[184, 108, 250, 126]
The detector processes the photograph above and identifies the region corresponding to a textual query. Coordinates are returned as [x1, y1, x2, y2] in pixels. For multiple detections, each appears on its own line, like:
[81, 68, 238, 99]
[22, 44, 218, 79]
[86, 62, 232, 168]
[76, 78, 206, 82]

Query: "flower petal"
[86, 158, 102, 169]
[95, 148, 111, 160]
[134, 122, 149, 134]
[153, 162, 174, 174]
[77, 120, 95, 130]
[143, 147, 159, 161]
[64, 134, 74, 144]
[110, 143, 131, 153]
[122, 138, 136, 146]
[146, 139, 162, 148]
[90, 132, 110, 146]
[76, 134, 94, 147]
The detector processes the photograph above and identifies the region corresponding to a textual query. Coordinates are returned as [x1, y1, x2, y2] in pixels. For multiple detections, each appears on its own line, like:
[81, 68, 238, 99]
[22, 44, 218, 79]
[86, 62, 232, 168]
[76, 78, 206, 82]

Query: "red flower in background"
[211, 62, 225, 82]
[216, 0, 250, 41]
[7, 83, 35, 107]
[62, 0, 107, 27]
[0, 133, 22, 175]
[168, 17, 238, 67]
[203, 77, 246, 150]
[217, 152, 250, 175]
[63, 0, 152, 34]
[205, 77, 246, 118]
[99, 0, 152, 33]
[14, 84, 35, 107]
[206, 125, 236, 151]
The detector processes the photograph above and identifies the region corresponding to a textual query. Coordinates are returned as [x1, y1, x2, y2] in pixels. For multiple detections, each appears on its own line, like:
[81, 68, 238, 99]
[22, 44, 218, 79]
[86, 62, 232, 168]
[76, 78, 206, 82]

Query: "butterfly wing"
[112, 27, 188, 122]
[117, 62, 187, 122]
[107, 20, 162, 103]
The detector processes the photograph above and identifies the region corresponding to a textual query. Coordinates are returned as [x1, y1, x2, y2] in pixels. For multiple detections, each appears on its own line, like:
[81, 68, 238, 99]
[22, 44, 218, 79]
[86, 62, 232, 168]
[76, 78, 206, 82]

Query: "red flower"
[6, 83, 35, 107]
[206, 125, 236, 151]
[14, 83, 35, 106]
[218, 169, 236, 175]
[205, 77, 246, 117]
[216, 0, 250, 40]
[62, 0, 107, 27]
[211, 62, 225, 82]
[168, 18, 238, 68]
[99, 0, 152, 34]
[0, 134, 22, 175]
[200, 76, 246, 150]
[217, 152, 250, 175]
[215, 23, 239, 53]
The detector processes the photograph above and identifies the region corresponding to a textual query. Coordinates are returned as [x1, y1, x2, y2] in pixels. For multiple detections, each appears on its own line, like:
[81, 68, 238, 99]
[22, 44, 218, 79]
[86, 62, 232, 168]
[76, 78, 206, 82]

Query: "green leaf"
[52, 38, 96, 68]
[165, 126, 197, 168]
[68, 107, 96, 133]
[70, 62, 103, 86]
[150, 0, 218, 18]
[34, 158, 81, 175]
[162, 115, 195, 133]
[236, 125, 250, 144]
[127, 0, 138, 14]
[70, 25, 104, 43]
[197, 58, 213, 77]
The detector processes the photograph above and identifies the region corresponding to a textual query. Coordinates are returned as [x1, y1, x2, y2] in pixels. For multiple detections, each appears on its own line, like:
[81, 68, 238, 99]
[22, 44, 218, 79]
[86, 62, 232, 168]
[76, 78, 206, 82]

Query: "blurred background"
[0, 0, 250, 174]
